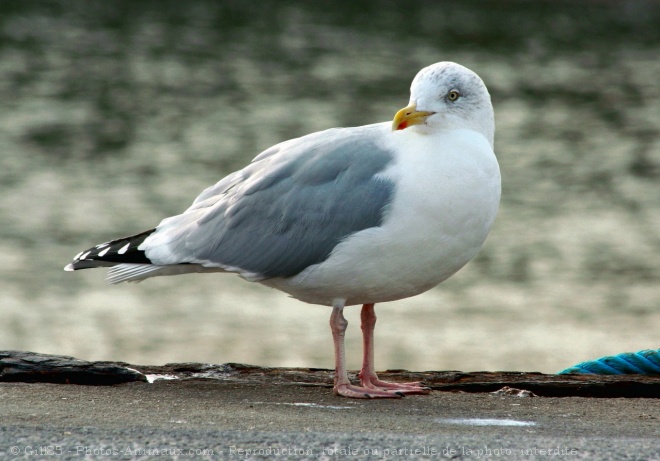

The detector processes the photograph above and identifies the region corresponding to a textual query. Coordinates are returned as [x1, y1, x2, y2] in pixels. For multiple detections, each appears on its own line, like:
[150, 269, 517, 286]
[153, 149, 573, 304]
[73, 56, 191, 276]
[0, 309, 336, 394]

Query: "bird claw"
[333, 383, 404, 399]
[360, 376, 432, 396]
[333, 377, 432, 398]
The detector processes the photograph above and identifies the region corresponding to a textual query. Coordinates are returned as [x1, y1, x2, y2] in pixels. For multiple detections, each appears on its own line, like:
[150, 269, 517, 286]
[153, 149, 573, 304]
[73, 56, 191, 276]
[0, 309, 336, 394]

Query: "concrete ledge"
[2, 352, 659, 460]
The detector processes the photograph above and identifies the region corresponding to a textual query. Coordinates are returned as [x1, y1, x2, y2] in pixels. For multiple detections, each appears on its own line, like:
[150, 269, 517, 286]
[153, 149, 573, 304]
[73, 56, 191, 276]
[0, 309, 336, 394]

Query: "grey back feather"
[146, 125, 395, 279]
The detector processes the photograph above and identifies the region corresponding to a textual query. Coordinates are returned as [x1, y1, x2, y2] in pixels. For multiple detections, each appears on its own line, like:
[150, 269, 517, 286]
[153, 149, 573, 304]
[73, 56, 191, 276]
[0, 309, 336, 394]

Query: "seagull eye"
[447, 90, 460, 102]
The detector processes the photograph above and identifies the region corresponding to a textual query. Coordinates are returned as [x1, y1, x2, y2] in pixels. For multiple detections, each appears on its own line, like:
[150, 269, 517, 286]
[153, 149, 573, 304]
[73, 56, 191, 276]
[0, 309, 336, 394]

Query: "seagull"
[65, 61, 501, 399]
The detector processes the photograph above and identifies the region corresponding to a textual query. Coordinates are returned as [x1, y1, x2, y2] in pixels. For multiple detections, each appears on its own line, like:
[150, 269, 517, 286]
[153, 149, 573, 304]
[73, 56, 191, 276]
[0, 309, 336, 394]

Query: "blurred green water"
[0, 1, 658, 372]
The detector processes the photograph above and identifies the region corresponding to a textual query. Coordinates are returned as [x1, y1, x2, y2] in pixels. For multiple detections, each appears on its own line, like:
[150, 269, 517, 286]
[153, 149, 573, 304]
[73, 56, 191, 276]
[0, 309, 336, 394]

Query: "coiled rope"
[557, 349, 660, 375]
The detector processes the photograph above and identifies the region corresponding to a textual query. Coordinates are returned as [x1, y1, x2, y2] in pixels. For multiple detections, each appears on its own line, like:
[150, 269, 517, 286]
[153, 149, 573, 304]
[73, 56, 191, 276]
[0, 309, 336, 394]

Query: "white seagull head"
[393, 61, 494, 148]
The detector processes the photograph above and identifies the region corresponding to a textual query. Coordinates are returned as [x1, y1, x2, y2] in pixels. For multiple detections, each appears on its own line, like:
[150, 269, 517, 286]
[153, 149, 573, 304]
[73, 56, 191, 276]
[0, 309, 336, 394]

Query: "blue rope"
[557, 349, 660, 375]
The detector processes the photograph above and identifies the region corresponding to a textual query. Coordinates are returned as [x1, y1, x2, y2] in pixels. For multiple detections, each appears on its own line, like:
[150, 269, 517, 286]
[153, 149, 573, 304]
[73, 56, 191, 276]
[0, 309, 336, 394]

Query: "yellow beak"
[392, 103, 435, 131]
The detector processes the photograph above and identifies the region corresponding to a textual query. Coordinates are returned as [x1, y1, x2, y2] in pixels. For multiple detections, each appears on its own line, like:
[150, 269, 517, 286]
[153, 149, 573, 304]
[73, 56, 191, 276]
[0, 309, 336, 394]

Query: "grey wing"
[142, 125, 395, 279]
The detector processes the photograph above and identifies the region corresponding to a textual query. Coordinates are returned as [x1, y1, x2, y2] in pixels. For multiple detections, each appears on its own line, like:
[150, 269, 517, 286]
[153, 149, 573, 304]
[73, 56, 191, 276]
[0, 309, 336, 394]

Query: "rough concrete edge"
[1, 351, 659, 398]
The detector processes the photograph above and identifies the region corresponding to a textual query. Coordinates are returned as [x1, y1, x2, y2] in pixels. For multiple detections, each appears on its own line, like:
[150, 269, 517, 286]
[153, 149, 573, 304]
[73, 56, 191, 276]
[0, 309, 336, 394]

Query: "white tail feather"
[106, 264, 166, 284]
[106, 263, 226, 284]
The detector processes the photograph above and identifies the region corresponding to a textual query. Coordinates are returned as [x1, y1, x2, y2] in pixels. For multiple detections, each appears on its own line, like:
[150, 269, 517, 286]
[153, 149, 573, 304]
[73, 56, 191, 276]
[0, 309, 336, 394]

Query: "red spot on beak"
[396, 121, 408, 131]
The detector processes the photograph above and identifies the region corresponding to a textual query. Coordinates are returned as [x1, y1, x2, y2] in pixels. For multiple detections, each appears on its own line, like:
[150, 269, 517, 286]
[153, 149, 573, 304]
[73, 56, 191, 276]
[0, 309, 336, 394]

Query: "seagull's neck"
[439, 114, 494, 150]
[477, 117, 495, 150]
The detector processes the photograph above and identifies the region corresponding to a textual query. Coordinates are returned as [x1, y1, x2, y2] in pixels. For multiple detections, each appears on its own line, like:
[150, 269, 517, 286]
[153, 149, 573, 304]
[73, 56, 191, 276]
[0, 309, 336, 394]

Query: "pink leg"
[358, 303, 431, 395]
[330, 303, 402, 398]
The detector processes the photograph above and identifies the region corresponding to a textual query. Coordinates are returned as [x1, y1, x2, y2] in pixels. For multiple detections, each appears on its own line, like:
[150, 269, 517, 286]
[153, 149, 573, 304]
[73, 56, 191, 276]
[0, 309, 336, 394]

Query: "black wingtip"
[65, 228, 157, 271]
